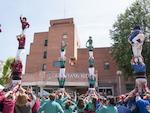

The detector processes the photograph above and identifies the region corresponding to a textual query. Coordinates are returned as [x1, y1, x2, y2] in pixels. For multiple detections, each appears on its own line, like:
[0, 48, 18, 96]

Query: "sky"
[0, 0, 136, 62]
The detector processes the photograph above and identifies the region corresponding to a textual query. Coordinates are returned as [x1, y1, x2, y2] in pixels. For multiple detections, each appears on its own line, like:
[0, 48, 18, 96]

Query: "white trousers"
[16, 49, 25, 61]
[132, 33, 144, 57]
[89, 51, 93, 58]
[59, 68, 66, 78]
[132, 44, 142, 57]
[61, 51, 65, 59]
[88, 67, 95, 76]
[132, 44, 144, 64]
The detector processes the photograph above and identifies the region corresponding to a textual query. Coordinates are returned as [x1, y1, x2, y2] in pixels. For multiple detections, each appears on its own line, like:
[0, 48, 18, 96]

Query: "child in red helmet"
[16, 34, 25, 61]
[20, 16, 30, 34]
[86, 36, 94, 58]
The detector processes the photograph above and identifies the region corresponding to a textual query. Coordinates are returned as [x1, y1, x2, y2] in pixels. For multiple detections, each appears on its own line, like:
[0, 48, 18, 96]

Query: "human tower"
[11, 16, 30, 86]
[86, 36, 96, 91]
[128, 25, 148, 95]
[57, 37, 67, 91]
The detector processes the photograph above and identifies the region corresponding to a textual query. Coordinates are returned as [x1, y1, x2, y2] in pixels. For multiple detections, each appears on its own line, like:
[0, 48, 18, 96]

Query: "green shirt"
[57, 78, 66, 86]
[88, 77, 96, 84]
[56, 96, 68, 109]
[64, 104, 76, 113]
[96, 105, 118, 113]
[88, 58, 95, 67]
[85, 102, 95, 112]
[77, 106, 85, 113]
[38, 100, 64, 113]
[86, 39, 93, 51]
[40, 98, 49, 106]
[106, 105, 118, 113]
[60, 60, 66, 68]
[96, 105, 107, 113]
[88, 46, 94, 51]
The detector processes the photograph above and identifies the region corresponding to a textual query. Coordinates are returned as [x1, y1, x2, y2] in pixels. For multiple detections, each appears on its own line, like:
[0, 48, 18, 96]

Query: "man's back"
[38, 100, 64, 113]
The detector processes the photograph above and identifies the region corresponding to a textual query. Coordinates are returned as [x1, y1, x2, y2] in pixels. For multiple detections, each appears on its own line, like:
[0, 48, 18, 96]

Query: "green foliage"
[0, 57, 15, 85]
[111, 0, 150, 76]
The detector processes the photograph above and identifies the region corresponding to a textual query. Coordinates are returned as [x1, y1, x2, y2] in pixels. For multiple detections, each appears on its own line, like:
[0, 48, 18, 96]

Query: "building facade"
[23, 18, 134, 96]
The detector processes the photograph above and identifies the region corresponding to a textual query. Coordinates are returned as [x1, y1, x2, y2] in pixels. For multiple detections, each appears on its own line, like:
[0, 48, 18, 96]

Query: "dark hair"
[23, 17, 27, 21]
[58, 93, 62, 99]
[77, 98, 84, 109]
[49, 93, 55, 101]
[133, 25, 141, 30]
[65, 101, 71, 109]
[108, 97, 116, 106]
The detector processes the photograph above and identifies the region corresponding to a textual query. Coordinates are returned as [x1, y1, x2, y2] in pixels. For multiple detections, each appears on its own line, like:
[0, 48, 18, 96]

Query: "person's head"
[49, 93, 56, 101]
[16, 93, 28, 106]
[7, 93, 13, 99]
[77, 98, 85, 109]
[107, 97, 116, 106]
[133, 25, 141, 30]
[102, 98, 107, 105]
[58, 92, 63, 99]
[27, 93, 33, 101]
[65, 100, 72, 109]
[22, 17, 27, 21]
[92, 97, 97, 104]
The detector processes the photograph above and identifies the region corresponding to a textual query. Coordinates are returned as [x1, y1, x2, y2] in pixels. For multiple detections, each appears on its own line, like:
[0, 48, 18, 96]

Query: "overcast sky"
[0, 0, 136, 62]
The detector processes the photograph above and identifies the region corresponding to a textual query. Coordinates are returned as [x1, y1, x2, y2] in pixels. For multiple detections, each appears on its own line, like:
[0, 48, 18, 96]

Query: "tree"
[111, 0, 150, 77]
[0, 57, 15, 85]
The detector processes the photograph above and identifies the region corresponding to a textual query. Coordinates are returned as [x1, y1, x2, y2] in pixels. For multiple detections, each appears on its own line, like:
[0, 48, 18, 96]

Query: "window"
[98, 87, 113, 95]
[104, 62, 110, 70]
[44, 39, 48, 46]
[43, 51, 47, 59]
[42, 64, 47, 71]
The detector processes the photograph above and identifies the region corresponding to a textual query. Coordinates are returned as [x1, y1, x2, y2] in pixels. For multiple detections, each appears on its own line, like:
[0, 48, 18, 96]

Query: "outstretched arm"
[86, 40, 89, 48]
[20, 16, 23, 22]
[26, 23, 30, 28]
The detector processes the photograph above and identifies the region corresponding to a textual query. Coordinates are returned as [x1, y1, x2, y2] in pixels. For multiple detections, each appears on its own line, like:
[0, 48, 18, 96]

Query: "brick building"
[22, 18, 134, 96]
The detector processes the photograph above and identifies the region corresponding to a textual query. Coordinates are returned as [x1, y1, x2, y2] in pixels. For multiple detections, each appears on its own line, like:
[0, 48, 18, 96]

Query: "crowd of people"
[1, 14, 149, 113]
[0, 84, 150, 113]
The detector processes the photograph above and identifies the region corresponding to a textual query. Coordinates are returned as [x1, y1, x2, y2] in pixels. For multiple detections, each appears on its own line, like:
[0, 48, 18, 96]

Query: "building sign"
[22, 71, 96, 82]
[22, 71, 97, 86]
[46, 71, 88, 79]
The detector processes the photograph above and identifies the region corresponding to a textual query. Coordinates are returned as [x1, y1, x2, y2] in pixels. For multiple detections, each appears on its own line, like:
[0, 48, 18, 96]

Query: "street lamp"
[116, 70, 122, 95]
